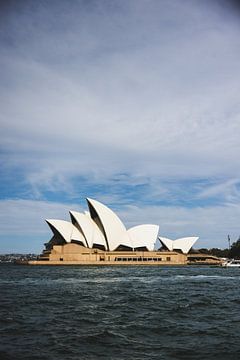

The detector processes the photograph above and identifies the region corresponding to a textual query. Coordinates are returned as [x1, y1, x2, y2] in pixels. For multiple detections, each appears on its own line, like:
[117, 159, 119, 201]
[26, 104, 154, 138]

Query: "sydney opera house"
[29, 198, 221, 265]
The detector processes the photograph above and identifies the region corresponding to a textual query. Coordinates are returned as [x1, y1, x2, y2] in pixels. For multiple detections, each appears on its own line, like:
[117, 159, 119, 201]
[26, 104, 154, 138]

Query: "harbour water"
[0, 264, 240, 360]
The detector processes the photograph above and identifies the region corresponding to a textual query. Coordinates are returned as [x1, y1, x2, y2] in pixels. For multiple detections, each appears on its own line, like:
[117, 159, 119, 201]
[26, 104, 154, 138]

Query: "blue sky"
[1, 0, 240, 253]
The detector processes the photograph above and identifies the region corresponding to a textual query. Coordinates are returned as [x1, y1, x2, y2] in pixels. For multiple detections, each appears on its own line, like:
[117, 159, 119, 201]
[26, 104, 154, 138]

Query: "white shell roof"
[159, 237, 174, 251]
[71, 224, 87, 247]
[87, 198, 131, 251]
[46, 219, 73, 243]
[45, 199, 199, 253]
[46, 219, 86, 245]
[70, 211, 106, 248]
[127, 224, 159, 251]
[159, 236, 199, 254]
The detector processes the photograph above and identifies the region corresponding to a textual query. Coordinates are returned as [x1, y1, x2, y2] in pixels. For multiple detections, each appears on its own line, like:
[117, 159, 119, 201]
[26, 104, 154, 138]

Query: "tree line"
[198, 237, 240, 259]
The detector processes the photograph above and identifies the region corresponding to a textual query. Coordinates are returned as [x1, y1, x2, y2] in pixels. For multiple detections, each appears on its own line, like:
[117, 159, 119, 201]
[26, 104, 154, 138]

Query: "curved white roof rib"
[159, 236, 199, 254]
[86, 198, 131, 251]
[70, 211, 94, 247]
[70, 211, 106, 249]
[159, 237, 174, 251]
[173, 237, 199, 254]
[46, 219, 87, 246]
[46, 219, 73, 243]
[91, 219, 107, 249]
[127, 225, 159, 251]
[71, 224, 88, 247]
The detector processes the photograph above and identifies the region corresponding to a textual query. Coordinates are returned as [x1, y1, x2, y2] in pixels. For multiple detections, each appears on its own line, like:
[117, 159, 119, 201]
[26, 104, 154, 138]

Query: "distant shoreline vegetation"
[0, 254, 38, 263]
[197, 237, 240, 259]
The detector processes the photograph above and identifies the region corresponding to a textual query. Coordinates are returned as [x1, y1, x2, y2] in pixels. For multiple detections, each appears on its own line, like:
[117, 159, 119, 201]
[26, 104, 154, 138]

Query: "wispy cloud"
[1, 198, 240, 253]
[197, 179, 240, 203]
[1, 0, 240, 250]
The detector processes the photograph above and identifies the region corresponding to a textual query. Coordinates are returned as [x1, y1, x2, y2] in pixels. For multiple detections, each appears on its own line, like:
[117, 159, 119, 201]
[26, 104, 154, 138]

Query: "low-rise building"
[28, 198, 222, 266]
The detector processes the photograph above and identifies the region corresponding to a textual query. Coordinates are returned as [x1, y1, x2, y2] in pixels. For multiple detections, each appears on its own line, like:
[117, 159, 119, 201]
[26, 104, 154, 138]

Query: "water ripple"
[0, 264, 240, 359]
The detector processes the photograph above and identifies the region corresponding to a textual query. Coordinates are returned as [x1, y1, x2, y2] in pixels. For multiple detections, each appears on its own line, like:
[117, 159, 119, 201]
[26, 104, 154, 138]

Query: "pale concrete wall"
[42, 242, 188, 264]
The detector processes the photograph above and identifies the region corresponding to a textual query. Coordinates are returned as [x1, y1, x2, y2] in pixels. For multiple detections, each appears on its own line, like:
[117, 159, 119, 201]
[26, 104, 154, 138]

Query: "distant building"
[27, 198, 221, 266]
[45, 198, 160, 252]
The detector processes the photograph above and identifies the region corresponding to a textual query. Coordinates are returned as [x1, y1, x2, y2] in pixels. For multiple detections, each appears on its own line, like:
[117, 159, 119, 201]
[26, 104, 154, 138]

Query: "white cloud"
[119, 202, 240, 249]
[1, 1, 240, 251]
[0, 199, 83, 236]
[197, 179, 240, 202]
[0, 198, 239, 252]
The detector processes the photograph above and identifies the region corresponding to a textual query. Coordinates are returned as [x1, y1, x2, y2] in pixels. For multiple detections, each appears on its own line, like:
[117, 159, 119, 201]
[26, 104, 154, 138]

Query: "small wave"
[171, 275, 237, 280]
[78, 329, 131, 345]
[0, 274, 238, 286]
[4, 275, 152, 286]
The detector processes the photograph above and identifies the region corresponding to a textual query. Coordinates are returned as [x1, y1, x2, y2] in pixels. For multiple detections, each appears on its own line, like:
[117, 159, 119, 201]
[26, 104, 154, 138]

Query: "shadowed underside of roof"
[45, 198, 198, 253]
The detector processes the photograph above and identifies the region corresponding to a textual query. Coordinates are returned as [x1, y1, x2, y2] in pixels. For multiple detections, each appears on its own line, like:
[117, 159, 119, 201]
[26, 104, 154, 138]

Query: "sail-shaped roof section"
[70, 211, 106, 249]
[86, 198, 131, 251]
[46, 219, 87, 245]
[127, 225, 159, 251]
[159, 236, 198, 254]
[46, 219, 73, 243]
[159, 237, 174, 251]
[45, 199, 199, 254]
[71, 224, 87, 247]
[173, 237, 198, 254]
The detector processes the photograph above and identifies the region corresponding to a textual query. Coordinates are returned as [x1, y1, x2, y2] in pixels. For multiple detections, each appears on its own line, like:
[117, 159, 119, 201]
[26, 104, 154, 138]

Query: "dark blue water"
[0, 265, 240, 360]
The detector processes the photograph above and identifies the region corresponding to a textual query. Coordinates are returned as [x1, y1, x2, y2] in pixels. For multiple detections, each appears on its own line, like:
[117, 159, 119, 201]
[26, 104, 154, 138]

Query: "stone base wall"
[33, 243, 187, 265]
[27, 243, 222, 265]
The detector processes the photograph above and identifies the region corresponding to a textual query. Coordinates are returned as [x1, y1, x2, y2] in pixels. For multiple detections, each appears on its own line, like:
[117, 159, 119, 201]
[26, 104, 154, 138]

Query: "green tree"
[209, 248, 229, 258]
[228, 238, 240, 259]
